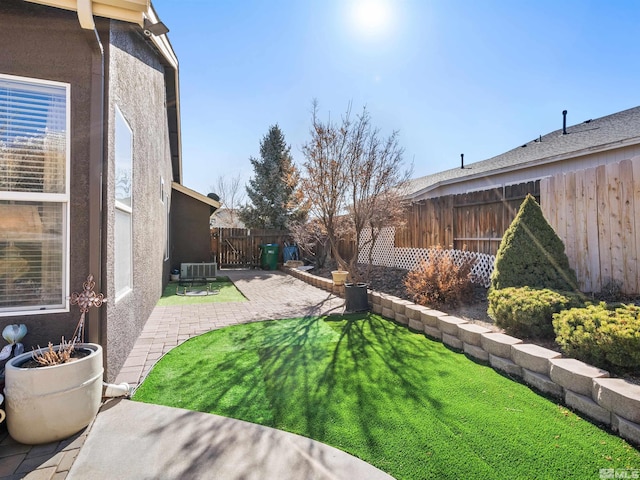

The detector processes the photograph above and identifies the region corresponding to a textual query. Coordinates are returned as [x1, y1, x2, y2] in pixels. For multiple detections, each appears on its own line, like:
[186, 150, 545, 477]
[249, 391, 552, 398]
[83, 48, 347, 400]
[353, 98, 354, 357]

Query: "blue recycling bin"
[283, 245, 299, 262]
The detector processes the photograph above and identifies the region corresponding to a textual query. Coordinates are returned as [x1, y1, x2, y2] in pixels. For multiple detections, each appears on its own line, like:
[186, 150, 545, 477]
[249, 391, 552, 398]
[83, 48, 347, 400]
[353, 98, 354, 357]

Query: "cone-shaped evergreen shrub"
[490, 194, 578, 291]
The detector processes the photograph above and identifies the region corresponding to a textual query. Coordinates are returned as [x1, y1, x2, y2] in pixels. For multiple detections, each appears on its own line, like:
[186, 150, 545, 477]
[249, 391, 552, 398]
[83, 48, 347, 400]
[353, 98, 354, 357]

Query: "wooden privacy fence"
[396, 181, 540, 255]
[323, 180, 539, 264]
[541, 157, 640, 294]
[295, 158, 640, 294]
[211, 227, 292, 268]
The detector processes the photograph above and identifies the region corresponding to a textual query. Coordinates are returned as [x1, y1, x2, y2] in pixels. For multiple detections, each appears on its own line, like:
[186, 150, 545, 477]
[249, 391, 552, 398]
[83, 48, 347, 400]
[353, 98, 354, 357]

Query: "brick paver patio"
[0, 269, 344, 479]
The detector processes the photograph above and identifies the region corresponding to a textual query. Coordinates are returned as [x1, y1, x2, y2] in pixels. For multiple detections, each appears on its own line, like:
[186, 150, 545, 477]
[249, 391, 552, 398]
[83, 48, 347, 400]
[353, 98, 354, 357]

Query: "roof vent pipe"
[460, 153, 464, 169]
[562, 110, 567, 135]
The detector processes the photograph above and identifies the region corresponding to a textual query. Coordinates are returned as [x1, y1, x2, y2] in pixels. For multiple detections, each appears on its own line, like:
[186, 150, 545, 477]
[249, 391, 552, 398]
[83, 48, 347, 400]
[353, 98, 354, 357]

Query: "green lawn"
[133, 314, 640, 479]
[156, 277, 246, 306]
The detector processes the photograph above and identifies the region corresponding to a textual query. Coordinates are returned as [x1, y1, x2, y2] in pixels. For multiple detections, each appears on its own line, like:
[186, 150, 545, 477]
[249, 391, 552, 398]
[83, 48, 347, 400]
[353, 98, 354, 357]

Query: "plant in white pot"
[3, 274, 106, 445]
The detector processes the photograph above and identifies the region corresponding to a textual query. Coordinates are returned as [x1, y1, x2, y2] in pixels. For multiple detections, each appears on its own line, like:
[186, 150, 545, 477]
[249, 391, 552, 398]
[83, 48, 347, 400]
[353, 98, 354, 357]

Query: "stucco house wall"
[0, 0, 207, 381]
[0, 0, 94, 348]
[103, 22, 175, 380]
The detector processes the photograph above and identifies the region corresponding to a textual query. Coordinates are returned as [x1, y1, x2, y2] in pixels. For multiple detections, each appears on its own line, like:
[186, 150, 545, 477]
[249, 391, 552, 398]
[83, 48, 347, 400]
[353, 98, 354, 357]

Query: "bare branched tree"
[288, 218, 330, 267]
[300, 101, 412, 282]
[210, 173, 246, 227]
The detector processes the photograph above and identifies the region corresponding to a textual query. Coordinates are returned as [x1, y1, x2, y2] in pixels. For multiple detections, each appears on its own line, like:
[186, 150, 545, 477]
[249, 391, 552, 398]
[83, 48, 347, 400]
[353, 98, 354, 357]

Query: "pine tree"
[239, 125, 307, 229]
[490, 194, 578, 291]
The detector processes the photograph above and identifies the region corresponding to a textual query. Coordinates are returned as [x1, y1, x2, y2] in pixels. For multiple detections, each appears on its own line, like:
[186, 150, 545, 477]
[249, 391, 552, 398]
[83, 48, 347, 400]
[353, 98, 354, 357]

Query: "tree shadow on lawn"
[135, 313, 450, 458]
[134, 314, 640, 478]
[314, 314, 451, 456]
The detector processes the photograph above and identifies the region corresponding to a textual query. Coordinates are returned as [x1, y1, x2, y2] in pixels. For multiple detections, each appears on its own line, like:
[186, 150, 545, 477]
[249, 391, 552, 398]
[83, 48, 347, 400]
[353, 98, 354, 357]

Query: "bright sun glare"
[351, 0, 392, 37]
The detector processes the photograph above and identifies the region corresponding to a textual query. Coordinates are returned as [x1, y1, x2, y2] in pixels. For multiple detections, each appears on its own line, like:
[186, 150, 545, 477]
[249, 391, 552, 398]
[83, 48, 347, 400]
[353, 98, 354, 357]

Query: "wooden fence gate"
[211, 227, 291, 268]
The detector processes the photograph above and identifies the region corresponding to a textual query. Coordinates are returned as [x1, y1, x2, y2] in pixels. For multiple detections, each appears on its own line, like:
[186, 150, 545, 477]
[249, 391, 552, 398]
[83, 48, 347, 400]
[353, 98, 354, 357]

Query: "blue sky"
[152, 0, 640, 199]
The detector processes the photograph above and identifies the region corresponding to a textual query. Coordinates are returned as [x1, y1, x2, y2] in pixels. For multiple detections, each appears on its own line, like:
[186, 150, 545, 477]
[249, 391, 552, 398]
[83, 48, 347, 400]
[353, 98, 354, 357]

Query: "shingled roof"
[406, 105, 640, 199]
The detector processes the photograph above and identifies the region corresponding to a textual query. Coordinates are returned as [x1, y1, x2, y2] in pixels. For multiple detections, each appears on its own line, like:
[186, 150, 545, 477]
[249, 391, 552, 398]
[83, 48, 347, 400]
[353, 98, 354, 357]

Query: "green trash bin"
[260, 244, 279, 270]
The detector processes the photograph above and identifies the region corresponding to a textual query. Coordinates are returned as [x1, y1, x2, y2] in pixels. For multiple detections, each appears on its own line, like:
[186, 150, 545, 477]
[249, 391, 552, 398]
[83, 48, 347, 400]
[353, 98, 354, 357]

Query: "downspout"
[78, 1, 105, 346]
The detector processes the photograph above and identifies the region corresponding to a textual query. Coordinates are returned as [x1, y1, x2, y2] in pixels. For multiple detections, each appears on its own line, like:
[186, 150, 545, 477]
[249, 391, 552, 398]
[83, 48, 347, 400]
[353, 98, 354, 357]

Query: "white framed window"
[161, 177, 169, 261]
[114, 106, 132, 301]
[164, 192, 170, 261]
[0, 74, 70, 316]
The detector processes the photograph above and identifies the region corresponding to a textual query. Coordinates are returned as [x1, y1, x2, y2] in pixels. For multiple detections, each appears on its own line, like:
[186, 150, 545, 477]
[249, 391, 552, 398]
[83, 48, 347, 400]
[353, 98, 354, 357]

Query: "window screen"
[0, 75, 69, 315]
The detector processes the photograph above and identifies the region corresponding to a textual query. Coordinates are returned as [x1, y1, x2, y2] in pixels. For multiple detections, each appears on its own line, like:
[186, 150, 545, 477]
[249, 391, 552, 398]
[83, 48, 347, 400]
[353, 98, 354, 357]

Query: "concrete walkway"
[67, 400, 392, 480]
[2, 269, 393, 479]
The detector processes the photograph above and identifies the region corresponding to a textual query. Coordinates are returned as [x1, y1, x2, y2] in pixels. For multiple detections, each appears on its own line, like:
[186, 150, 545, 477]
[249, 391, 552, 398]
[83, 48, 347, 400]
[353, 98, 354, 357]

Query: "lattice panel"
[359, 228, 495, 287]
[468, 252, 496, 287]
[393, 248, 428, 269]
[394, 248, 495, 287]
[358, 227, 395, 267]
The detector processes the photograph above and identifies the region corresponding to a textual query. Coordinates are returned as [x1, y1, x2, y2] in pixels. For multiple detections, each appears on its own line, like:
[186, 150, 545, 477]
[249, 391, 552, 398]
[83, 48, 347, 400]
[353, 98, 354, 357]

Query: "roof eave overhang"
[406, 136, 640, 201]
[172, 182, 221, 209]
[25, 0, 183, 184]
[145, 5, 182, 183]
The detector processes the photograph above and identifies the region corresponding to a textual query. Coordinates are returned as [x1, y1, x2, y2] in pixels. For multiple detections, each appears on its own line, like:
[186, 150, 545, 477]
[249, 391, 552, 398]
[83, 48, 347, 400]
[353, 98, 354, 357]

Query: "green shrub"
[491, 195, 578, 292]
[404, 246, 474, 308]
[553, 302, 640, 370]
[488, 287, 584, 338]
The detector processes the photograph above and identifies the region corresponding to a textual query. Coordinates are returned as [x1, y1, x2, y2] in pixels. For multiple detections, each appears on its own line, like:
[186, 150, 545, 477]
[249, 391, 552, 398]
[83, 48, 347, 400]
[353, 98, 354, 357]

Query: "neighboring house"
[210, 208, 246, 228]
[400, 106, 640, 294]
[405, 107, 640, 201]
[0, 0, 219, 380]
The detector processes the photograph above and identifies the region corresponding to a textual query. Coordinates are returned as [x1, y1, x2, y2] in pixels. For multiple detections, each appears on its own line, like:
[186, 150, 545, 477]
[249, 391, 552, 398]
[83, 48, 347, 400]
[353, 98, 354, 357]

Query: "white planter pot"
[4, 343, 103, 445]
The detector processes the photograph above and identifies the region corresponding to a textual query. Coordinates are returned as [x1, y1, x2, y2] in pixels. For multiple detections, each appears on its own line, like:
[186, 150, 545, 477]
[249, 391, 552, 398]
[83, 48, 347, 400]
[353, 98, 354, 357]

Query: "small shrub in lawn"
[491, 194, 579, 292]
[488, 286, 584, 338]
[404, 246, 474, 308]
[553, 302, 640, 370]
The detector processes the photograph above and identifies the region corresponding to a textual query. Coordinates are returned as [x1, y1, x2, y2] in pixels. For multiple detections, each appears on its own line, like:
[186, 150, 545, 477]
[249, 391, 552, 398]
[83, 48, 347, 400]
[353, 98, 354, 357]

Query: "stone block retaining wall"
[284, 266, 640, 447]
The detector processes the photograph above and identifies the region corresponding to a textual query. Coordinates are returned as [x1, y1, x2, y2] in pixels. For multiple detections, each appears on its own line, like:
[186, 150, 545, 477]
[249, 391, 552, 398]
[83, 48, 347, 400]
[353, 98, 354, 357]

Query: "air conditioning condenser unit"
[180, 262, 217, 280]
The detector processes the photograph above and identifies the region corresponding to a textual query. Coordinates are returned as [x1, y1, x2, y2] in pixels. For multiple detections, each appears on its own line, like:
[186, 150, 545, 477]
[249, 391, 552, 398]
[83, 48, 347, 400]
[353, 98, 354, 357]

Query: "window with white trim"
[0, 74, 70, 316]
[164, 191, 170, 262]
[114, 107, 132, 300]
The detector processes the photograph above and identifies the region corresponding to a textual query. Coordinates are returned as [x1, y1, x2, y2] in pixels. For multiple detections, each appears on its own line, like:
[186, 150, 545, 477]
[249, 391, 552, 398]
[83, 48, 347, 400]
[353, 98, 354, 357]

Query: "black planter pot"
[344, 282, 369, 312]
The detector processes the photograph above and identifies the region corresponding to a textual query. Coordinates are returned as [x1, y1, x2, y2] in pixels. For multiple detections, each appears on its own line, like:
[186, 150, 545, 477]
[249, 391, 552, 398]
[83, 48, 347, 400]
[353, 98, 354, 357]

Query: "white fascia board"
[146, 4, 178, 68]
[92, 3, 143, 24]
[149, 33, 178, 69]
[25, 0, 147, 26]
[99, 0, 147, 12]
